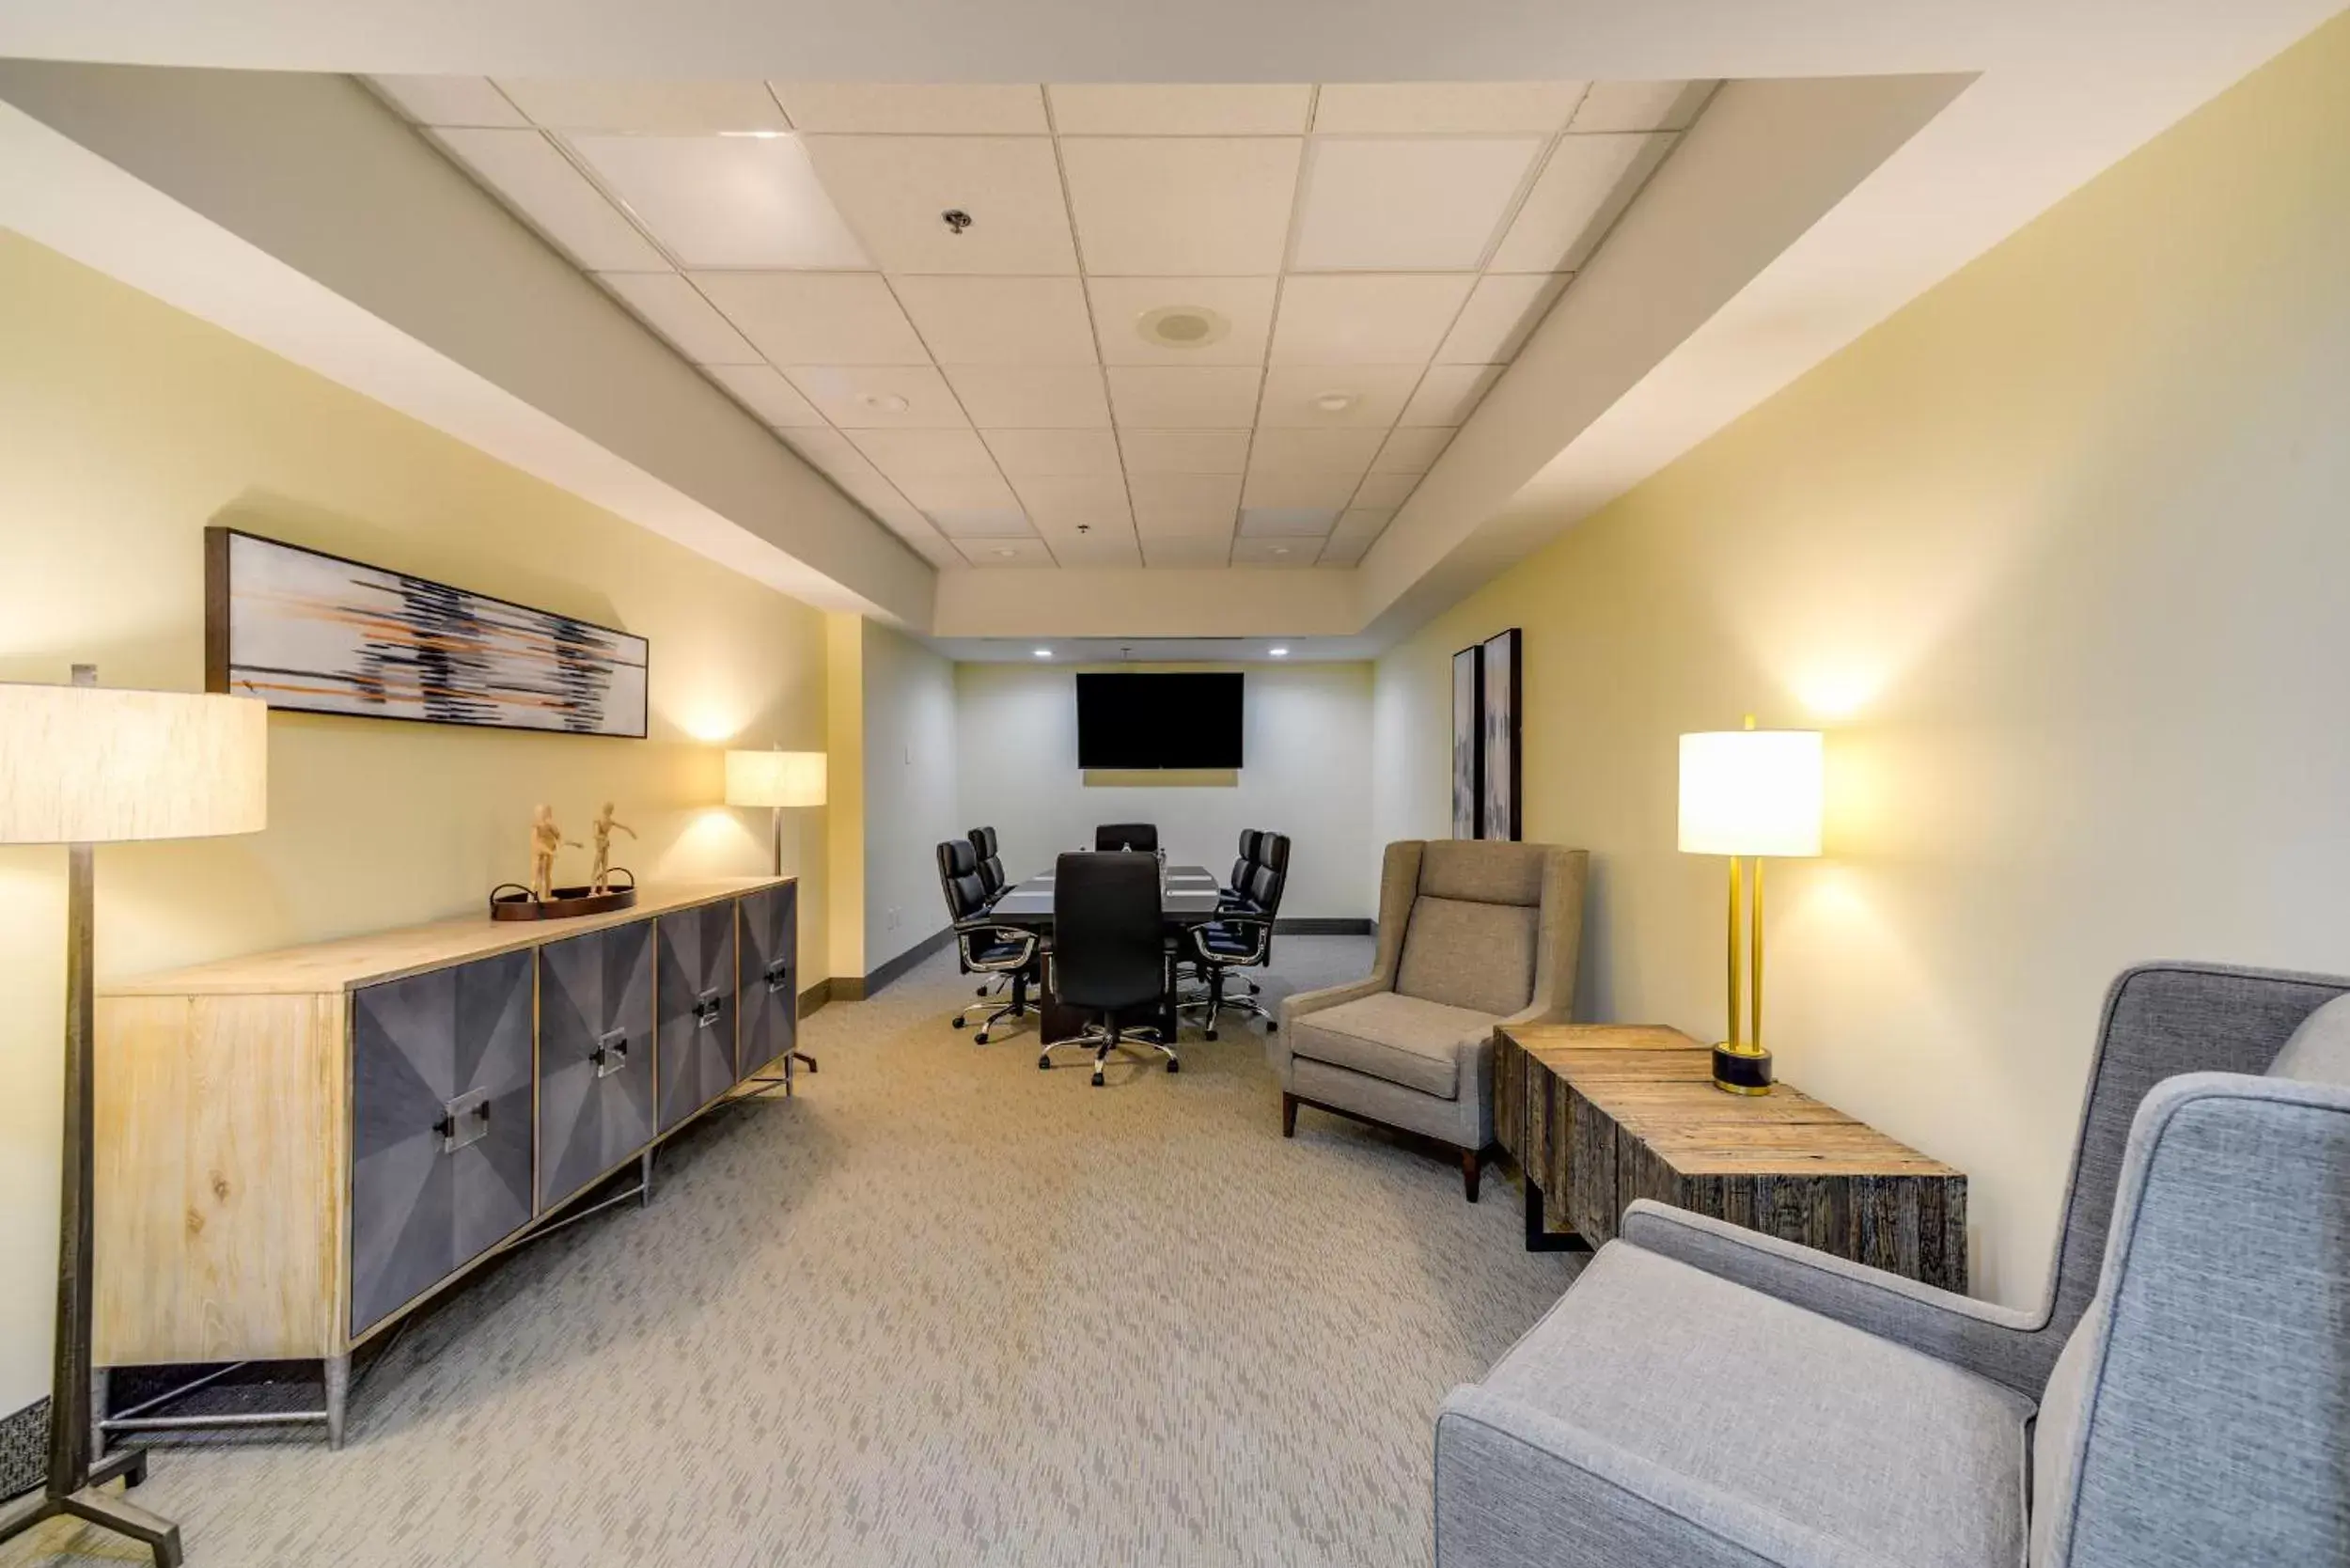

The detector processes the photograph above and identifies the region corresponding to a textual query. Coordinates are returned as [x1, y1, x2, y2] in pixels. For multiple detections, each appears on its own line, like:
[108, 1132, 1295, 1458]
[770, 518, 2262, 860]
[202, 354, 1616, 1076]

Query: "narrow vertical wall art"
[1451, 643, 1483, 839]
[1480, 627, 1523, 841]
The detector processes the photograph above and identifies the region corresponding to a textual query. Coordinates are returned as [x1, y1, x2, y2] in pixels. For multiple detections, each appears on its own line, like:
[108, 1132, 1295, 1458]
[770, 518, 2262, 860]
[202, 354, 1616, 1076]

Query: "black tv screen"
[1075, 673, 1245, 768]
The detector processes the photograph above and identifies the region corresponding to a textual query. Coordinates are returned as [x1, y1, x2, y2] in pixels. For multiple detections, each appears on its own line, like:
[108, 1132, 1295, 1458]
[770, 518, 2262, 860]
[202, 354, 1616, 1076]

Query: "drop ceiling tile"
[899, 470, 1021, 511]
[846, 427, 998, 478]
[778, 430, 927, 519]
[1229, 537, 1320, 567]
[570, 135, 870, 268]
[772, 84, 1048, 133]
[1240, 472, 1357, 509]
[1292, 139, 1543, 272]
[693, 273, 927, 364]
[1437, 273, 1570, 364]
[702, 364, 826, 427]
[1489, 132, 1674, 272]
[961, 537, 1058, 567]
[1329, 506, 1397, 544]
[1086, 276, 1277, 367]
[1129, 472, 1242, 533]
[1256, 364, 1420, 427]
[804, 136, 1076, 274]
[1246, 427, 1384, 474]
[1570, 80, 1716, 133]
[1060, 139, 1301, 275]
[1317, 534, 1374, 565]
[1120, 430, 1252, 475]
[1104, 367, 1262, 429]
[786, 365, 968, 427]
[1042, 530, 1145, 568]
[982, 429, 1122, 477]
[1350, 471, 1422, 508]
[1045, 85, 1311, 135]
[431, 129, 668, 271]
[1401, 363, 1503, 425]
[1237, 506, 1340, 537]
[1371, 426, 1456, 473]
[1142, 536, 1234, 568]
[891, 276, 1096, 365]
[1309, 83, 1587, 134]
[369, 76, 526, 128]
[495, 79, 789, 133]
[600, 273, 762, 364]
[1009, 473, 1133, 530]
[943, 366, 1109, 428]
[928, 504, 1034, 538]
[1270, 274, 1473, 366]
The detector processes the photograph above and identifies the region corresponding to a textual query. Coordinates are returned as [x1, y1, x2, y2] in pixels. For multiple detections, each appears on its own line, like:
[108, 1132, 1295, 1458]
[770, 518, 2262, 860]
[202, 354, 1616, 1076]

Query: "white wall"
[1371, 18, 2350, 1308]
[861, 619, 962, 969]
[955, 663, 1375, 920]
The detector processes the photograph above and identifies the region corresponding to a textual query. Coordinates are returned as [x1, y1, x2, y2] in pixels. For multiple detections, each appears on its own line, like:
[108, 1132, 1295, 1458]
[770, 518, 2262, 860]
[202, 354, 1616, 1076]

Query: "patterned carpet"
[6, 937, 1580, 1568]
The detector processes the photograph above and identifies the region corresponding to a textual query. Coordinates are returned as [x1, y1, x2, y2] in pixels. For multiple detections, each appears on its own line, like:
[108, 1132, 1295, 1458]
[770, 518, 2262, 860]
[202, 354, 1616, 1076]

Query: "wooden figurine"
[528, 805, 579, 902]
[588, 801, 636, 894]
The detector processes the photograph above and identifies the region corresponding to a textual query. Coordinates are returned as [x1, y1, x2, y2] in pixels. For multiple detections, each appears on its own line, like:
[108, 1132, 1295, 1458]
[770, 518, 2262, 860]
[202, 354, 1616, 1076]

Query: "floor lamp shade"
[725, 749, 826, 809]
[0, 683, 269, 842]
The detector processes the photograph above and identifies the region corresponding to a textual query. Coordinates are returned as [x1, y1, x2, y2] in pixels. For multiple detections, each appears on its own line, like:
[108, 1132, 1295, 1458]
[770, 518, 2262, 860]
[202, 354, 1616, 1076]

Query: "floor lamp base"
[0, 1447, 182, 1566]
[1711, 1043, 1774, 1095]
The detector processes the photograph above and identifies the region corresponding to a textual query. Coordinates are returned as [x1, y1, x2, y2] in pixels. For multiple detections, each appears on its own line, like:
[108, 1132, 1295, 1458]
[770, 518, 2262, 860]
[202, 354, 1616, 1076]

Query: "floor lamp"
[0, 668, 268, 1568]
[725, 747, 825, 1079]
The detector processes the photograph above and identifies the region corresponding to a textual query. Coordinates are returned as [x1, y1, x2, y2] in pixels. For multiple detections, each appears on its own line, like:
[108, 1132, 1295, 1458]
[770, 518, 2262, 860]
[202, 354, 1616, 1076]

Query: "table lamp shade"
[1678, 729, 1823, 858]
[726, 748, 825, 809]
[0, 682, 269, 844]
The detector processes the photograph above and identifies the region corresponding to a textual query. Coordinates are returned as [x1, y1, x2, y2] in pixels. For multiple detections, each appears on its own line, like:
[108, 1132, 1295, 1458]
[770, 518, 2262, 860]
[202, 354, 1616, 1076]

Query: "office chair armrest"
[952, 919, 1041, 967]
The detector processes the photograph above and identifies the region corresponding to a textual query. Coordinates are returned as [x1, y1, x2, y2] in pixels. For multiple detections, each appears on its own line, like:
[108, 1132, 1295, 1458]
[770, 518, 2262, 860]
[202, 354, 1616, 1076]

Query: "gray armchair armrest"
[1620, 1202, 2052, 1397]
[1271, 976, 1388, 1081]
[1435, 1386, 1871, 1568]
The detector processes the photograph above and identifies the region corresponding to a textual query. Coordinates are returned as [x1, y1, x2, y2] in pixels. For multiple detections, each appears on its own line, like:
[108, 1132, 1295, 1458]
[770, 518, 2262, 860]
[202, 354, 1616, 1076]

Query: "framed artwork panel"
[1451, 643, 1483, 839]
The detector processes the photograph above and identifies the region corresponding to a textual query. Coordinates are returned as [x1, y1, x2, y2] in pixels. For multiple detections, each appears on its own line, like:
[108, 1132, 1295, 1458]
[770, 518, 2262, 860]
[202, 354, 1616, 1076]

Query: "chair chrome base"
[1038, 1024, 1177, 1087]
[954, 970, 1034, 1044]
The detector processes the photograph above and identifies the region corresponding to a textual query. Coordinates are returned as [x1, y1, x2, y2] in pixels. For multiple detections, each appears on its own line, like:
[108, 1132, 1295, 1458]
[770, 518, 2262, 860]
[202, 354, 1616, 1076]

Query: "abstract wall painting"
[1451, 644, 1482, 839]
[1480, 627, 1523, 841]
[1450, 628, 1524, 840]
[204, 527, 650, 737]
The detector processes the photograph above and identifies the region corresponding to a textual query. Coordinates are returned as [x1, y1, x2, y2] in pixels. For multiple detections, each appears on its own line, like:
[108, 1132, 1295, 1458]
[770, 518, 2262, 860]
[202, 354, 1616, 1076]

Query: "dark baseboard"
[861, 924, 955, 997]
[796, 979, 832, 1017]
[1, 1394, 44, 1502]
[1276, 917, 1374, 935]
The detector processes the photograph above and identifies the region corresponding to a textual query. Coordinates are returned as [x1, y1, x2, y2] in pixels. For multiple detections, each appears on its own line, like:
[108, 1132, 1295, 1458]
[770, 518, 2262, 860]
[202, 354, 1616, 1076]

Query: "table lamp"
[724, 747, 825, 877]
[1678, 718, 1823, 1095]
[0, 666, 268, 1567]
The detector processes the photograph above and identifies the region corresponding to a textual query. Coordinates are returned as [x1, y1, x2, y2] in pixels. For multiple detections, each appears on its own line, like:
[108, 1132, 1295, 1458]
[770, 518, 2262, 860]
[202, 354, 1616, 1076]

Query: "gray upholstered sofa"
[1275, 839, 1587, 1200]
[1434, 961, 2350, 1568]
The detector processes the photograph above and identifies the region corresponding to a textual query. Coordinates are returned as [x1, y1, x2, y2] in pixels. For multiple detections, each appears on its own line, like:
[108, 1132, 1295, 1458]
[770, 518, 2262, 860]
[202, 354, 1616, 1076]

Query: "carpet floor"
[6, 937, 1580, 1568]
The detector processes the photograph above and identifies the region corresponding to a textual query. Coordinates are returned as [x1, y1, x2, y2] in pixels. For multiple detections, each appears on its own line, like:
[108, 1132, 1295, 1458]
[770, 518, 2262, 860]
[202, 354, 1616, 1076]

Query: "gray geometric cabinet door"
[736, 884, 797, 1080]
[536, 919, 654, 1212]
[656, 902, 737, 1131]
[350, 949, 535, 1337]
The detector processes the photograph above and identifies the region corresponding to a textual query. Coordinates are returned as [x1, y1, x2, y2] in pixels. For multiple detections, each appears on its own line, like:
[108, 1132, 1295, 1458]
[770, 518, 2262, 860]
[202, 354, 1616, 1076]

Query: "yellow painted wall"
[0, 232, 833, 1410]
[1371, 13, 2350, 1306]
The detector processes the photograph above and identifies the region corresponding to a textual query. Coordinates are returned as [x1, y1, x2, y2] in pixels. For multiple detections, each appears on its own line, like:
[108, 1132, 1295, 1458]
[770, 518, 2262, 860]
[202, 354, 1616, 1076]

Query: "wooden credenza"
[1493, 1023, 1967, 1291]
[92, 878, 799, 1445]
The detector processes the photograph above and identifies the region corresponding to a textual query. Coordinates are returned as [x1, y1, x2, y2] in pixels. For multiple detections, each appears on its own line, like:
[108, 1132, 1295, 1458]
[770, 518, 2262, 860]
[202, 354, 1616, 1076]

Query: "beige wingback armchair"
[1275, 839, 1588, 1200]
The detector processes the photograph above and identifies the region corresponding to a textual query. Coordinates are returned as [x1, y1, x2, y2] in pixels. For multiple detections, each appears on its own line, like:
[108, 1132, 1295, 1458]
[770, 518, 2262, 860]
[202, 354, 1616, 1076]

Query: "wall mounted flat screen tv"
[1075, 672, 1245, 769]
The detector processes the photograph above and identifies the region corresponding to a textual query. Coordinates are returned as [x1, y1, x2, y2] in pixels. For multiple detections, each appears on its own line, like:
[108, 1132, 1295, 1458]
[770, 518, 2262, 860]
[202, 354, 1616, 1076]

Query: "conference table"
[984, 862, 1230, 1044]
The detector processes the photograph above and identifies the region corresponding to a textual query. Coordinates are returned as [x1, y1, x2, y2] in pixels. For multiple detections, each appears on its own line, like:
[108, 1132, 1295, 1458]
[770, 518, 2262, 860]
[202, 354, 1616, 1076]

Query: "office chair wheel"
[1091, 1071, 1104, 1087]
[975, 1031, 990, 1044]
[1038, 1054, 1052, 1070]
[977, 983, 990, 997]
[1167, 1058, 1179, 1074]
[1204, 1027, 1218, 1041]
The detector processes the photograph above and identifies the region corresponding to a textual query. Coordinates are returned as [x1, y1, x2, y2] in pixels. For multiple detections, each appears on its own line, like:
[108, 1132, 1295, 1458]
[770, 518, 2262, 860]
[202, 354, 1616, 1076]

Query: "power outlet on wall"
[886, 907, 902, 932]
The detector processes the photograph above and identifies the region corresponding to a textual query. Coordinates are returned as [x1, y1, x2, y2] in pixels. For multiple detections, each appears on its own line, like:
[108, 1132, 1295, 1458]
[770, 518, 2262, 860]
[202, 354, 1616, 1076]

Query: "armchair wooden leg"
[1281, 1091, 1298, 1137]
[1461, 1148, 1481, 1202]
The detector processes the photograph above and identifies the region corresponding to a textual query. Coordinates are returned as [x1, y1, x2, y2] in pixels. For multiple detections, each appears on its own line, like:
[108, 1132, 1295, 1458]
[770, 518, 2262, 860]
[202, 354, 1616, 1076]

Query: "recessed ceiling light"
[993, 547, 1017, 558]
[1032, 648, 1052, 658]
[1314, 391, 1356, 413]
[1269, 647, 1290, 657]
[717, 130, 790, 139]
[1271, 545, 1292, 557]
[1136, 305, 1231, 351]
[855, 391, 911, 414]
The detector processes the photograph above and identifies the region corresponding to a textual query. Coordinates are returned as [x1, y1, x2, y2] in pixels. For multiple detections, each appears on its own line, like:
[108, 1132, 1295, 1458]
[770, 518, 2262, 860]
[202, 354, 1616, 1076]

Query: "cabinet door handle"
[591, 1028, 630, 1078]
[763, 958, 791, 995]
[694, 988, 725, 1029]
[437, 1090, 491, 1153]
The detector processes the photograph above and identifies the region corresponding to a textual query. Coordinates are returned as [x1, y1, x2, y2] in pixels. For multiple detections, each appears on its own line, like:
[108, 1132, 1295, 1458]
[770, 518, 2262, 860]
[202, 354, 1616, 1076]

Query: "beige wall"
[0, 232, 833, 1411]
[1372, 13, 2350, 1307]
[860, 619, 961, 972]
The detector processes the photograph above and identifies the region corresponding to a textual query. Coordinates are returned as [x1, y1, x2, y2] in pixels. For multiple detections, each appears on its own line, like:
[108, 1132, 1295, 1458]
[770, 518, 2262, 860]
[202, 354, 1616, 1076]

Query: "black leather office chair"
[936, 839, 1039, 1044]
[967, 825, 1007, 900]
[1224, 828, 1263, 902]
[1041, 851, 1176, 1087]
[1093, 823, 1159, 853]
[1185, 831, 1289, 1038]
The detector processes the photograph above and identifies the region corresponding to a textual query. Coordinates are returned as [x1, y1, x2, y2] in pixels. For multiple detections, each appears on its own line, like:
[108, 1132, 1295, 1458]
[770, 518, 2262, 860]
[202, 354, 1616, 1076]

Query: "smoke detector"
[855, 391, 911, 415]
[1136, 305, 1231, 350]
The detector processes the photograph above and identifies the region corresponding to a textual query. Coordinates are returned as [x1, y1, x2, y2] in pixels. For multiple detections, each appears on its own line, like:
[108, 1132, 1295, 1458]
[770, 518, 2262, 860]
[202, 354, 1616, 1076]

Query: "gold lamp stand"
[1713, 854, 1774, 1094]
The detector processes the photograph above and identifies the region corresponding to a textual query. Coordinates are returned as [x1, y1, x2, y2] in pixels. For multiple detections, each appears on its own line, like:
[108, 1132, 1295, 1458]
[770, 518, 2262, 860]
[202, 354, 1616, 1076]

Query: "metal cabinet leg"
[90, 1366, 110, 1463]
[638, 1146, 655, 1208]
[323, 1355, 350, 1450]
